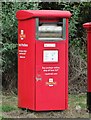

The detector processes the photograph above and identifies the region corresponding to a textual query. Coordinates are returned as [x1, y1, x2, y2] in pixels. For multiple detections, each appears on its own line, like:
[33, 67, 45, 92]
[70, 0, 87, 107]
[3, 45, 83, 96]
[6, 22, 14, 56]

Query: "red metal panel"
[16, 10, 72, 20]
[83, 22, 91, 92]
[83, 22, 91, 30]
[35, 19, 69, 111]
[87, 30, 91, 92]
[65, 19, 69, 109]
[18, 19, 36, 110]
[83, 22, 91, 111]
[17, 10, 71, 111]
[35, 41, 66, 111]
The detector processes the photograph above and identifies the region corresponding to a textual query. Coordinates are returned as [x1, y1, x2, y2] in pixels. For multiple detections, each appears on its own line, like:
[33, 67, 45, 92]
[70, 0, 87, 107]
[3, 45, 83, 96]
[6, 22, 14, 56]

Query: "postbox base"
[18, 106, 67, 111]
[87, 92, 91, 111]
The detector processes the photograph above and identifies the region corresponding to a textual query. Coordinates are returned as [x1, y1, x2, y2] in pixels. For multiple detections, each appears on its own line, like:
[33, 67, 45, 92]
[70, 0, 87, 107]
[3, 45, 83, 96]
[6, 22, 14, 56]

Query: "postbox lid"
[83, 22, 91, 29]
[16, 10, 72, 20]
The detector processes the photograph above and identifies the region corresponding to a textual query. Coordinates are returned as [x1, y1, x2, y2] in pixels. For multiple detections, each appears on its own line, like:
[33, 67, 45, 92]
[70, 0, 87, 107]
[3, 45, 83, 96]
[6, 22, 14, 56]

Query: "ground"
[0, 92, 90, 118]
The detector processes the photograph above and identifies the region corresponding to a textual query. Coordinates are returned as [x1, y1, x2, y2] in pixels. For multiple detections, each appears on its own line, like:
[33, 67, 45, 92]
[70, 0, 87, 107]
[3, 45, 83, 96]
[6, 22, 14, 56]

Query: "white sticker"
[21, 30, 24, 34]
[49, 85, 53, 86]
[20, 30, 26, 40]
[43, 50, 58, 62]
[21, 38, 24, 40]
[49, 78, 53, 82]
[20, 56, 25, 59]
[44, 44, 56, 47]
[19, 44, 28, 47]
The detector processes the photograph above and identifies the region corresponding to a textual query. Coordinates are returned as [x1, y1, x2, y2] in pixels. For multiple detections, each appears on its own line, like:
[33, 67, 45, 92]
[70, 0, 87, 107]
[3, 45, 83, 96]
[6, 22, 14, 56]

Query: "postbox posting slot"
[39, 22, 63, 25]
[36, 18, 66, 41]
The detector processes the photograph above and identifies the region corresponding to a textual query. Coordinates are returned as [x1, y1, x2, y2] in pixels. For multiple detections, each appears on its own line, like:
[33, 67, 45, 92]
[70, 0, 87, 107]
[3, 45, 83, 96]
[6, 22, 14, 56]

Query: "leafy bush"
[2, 2, 38, 91]
[2, 2, 91, 93]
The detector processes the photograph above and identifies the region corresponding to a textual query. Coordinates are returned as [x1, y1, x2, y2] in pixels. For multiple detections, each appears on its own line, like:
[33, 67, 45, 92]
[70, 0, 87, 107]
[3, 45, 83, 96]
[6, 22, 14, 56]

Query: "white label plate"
[44, 44, 56, 47]
[43, 50, 58, 62]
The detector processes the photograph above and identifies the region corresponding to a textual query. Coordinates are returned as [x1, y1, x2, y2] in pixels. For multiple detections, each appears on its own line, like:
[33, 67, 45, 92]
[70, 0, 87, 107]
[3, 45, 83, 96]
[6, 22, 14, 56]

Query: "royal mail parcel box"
[16, 10, 71, 111]
[83, 22, 91, 111]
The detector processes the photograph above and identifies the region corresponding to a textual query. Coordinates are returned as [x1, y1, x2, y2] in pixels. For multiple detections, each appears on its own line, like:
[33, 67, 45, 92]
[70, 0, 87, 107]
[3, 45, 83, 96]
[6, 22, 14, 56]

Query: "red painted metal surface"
[36, 41, 66, 110]
[83, 22, 91, 111]
[16, 10, 71, 20]
[18, 19, 36, 110]
[16, 10, 71, 111]
[83, 22, 91, 92]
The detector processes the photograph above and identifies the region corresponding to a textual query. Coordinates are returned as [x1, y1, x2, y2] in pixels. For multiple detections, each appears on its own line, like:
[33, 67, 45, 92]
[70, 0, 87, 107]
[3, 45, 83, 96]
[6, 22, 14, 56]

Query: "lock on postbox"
[83, 22, 91, 111]
[16, 10, 71, 111]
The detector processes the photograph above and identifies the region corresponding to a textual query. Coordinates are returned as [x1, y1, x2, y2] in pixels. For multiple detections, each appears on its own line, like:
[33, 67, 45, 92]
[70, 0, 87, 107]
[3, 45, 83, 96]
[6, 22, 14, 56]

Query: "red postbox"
[16, 10, 71, 111]
[83, 22, 91, 111]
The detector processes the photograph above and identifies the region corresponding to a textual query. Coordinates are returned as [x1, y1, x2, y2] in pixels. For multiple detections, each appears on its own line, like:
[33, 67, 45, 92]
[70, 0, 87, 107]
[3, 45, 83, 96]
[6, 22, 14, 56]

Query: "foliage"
[2, 105, 17, 112]
[2, 2, 38, 91]
[69, 93, 86, 109]
[2, 2, 91, 92]
[2, 2, 37, 71]
[63, 2, 91, 59]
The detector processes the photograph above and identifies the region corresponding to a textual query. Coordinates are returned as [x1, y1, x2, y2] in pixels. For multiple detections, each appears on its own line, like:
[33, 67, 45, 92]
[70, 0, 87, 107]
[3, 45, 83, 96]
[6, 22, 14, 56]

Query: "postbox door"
[35, 41, 66, 110]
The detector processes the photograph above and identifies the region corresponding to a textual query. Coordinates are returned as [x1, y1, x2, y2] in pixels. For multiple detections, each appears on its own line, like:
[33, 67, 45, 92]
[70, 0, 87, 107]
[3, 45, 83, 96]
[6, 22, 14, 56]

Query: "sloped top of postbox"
[83, 22, 91, 29]
[16, 10, 72, 20]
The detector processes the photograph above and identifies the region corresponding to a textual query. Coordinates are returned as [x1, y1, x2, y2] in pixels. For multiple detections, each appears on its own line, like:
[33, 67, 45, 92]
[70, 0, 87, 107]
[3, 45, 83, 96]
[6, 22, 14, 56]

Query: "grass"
[1, 95, 18, 112]
[1, 93, 87, 112]
[0, 105, 17, 112]
[0, 98, 18, 118]
[69, 93, 87, 109]
[2, 105, 17, 112]
[0, 106, 2, 112]
[1, 118, 7, 120]
[1, 93, 89, 118]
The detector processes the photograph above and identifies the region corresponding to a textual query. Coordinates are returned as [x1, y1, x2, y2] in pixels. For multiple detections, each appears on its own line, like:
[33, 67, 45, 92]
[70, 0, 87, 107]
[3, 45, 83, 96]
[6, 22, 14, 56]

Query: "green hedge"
[2, 2, 38, 90]
[2, 2, 91, 91]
